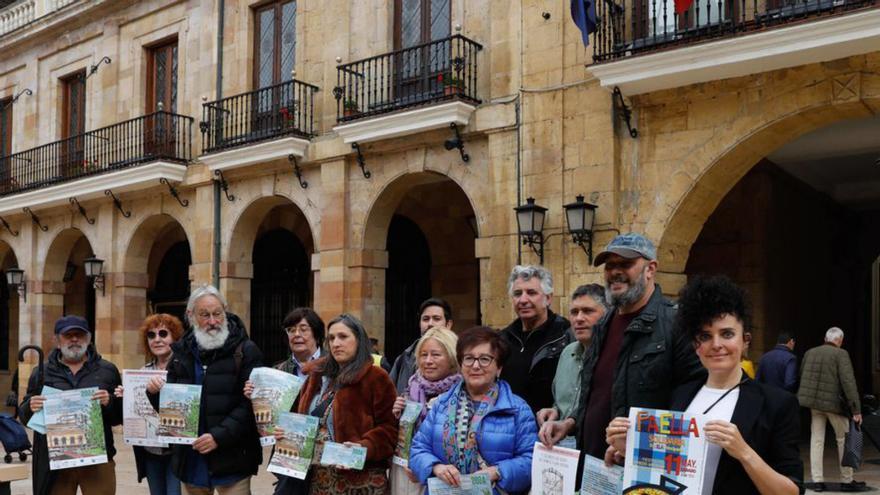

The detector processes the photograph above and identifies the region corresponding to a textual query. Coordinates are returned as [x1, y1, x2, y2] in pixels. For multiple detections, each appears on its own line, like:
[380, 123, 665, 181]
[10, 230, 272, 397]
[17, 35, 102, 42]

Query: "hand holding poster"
[26, 385, 61, 434]
[249, 367, 306, 446]
[267, 412, 319, 480]
[122, 369, 168, 447]
[45, 387, 108, 470]
[320, 441, 367, 470]
[622, 408, 708, 494]
[531, 442, 580, 495]
[157, 383, 202, 445]
[426, 473, 493, 495]
[392, 400, 423, 467]
[581, 454, 623, 495]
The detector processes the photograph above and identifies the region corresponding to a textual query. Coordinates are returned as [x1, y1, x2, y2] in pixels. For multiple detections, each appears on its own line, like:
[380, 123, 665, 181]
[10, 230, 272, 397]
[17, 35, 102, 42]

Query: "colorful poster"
[319, 441, 367, 470]
[249, 367, 306, 446]
[122, 369, 168, 448]
[157, 383, 202, 445]
[266, 412, 320, 479]
[622, 408, 708, 494]
[531, 442, 580, 495]
[26, 385, 61, 434]
[426, 473, 493, 495]
[392, 400, 423, 467]
[581, 454, 623, 495]
[44, 387, 107, 470]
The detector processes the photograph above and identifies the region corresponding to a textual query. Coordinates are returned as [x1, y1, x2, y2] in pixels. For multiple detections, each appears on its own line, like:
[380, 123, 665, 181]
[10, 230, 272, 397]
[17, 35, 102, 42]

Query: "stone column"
[347, 249, 388, 348]
[314, 159, 347, 321]
[219, 261, 253, 329]
[110, 271, 149, 370]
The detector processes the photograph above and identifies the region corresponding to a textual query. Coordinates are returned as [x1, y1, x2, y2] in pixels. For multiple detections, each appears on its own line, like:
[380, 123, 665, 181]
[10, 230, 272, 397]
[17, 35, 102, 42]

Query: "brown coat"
[296, 358, 398, 468]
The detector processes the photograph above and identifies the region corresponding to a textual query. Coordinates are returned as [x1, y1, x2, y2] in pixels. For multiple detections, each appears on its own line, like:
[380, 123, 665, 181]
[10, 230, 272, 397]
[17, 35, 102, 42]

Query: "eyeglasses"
[196, 311, 225, 322]
[284, 324, 312, 336]
[462, 355, 496, 368]
[147, 329, 170, 340]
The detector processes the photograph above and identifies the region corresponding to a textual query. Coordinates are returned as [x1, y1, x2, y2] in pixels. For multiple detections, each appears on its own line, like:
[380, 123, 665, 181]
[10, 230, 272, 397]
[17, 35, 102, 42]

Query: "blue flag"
[571, 0, 598, 46]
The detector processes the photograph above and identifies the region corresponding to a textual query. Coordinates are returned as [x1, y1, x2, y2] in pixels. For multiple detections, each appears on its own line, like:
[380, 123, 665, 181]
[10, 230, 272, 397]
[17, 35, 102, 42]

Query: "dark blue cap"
[593, 232, 657, 267]
[54, 315, 90, 335]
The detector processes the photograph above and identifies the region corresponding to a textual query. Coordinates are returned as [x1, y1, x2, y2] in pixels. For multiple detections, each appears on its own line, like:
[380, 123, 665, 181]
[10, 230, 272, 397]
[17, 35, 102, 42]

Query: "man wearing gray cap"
[539, 233, 704, 461]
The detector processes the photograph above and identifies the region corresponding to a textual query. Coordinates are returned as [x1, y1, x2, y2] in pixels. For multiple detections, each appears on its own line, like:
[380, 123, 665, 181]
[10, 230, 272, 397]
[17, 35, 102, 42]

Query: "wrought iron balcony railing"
[0, 111, 193, 196]
[200, 78, 319, 155]
[333, 35, 482, 123]
[593, 0, 878, 62]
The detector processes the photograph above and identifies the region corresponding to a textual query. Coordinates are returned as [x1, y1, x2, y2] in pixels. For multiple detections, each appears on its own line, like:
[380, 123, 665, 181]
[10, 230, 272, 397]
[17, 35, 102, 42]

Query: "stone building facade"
[0, 0, 878, 400]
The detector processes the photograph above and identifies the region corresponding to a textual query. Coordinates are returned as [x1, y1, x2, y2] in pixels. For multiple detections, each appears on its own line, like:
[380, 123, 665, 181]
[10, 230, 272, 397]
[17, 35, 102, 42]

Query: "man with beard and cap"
[147, 285, 263, 495]
[19, 315, 122, 495]
[539, 233, 705, 462]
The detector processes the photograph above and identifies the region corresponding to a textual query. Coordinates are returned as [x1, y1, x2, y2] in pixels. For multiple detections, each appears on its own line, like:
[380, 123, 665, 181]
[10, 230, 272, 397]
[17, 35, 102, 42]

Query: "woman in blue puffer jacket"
[409, 326, 537, 495]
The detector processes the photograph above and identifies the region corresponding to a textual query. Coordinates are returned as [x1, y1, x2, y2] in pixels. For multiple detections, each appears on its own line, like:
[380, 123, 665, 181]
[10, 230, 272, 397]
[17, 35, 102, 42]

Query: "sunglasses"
[147, 329, 170, 340]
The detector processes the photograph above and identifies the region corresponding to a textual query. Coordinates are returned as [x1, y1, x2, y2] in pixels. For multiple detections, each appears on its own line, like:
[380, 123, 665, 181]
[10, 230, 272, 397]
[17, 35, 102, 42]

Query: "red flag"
[675, 0, 694, 14]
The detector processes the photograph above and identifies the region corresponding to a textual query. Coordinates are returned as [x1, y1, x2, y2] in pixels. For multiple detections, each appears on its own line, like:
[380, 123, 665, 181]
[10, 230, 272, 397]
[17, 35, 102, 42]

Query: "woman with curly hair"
[605, 275, 802, 495]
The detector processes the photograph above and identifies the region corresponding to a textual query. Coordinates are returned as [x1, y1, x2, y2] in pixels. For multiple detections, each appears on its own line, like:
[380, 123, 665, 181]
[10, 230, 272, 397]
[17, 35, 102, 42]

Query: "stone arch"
[41, 228, 95, 282]
[122, 213, 193, 276]
[226, 195, 316, 264]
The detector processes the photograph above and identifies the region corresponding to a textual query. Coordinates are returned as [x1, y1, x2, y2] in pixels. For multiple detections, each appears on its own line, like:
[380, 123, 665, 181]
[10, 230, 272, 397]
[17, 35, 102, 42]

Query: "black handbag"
[842, 420, 863, 469]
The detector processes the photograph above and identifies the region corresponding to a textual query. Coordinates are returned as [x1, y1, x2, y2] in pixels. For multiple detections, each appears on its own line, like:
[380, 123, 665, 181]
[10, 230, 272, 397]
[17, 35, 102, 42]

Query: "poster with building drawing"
[122, 369, 168, 448]
[267, 412, 320, 479]
[26, 385, 61, 434]
[426, 473, 493, 495]
[392, 400, 423, 467]
[45, 387, 107, 470]
[531, 442, 579, 495]
[249, 367, 306, 446]
[157, 383, 202, 445]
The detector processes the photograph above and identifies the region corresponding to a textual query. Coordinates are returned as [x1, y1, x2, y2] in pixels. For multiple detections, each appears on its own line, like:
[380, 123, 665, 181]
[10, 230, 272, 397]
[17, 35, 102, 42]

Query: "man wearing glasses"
[275, 307, 325, 378]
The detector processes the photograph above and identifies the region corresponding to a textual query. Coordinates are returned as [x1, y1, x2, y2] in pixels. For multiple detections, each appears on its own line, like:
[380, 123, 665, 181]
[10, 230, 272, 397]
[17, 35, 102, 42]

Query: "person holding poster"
[390, 327, 461, 495]
[409, 326, 537, 495]
[275, 307, 326, 378]
[19, 315, 122, 495]
[115, 313, 184, 495]
[605, 276, 802, 495]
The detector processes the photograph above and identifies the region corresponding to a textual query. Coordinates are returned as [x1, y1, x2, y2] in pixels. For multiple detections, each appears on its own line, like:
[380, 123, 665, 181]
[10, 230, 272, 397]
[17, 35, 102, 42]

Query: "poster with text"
[581, 454, 623, 495]
[266, 412, 320, 479]
[622, 408, 708, 495]
[531, 442, 580, 495]
[426, 473, 492, 495]
[45, 387, 107, 470]
[320, 441, 367, 470]
[249, 367, 306, 446]
[26, 385, 61, 434]
[392, 400, 423, 467]
[122, 369, 168, 448]
[157, 383, 202, 445]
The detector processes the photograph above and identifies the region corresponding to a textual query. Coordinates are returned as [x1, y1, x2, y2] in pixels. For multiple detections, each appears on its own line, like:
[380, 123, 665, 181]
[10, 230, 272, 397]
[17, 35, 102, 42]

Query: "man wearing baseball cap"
[19, 315, 122, 495]
[539, 233, 705, 461]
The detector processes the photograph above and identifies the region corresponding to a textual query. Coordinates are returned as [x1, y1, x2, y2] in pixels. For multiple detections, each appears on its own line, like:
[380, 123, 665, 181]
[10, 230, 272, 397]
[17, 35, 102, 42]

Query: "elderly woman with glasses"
[409, 327, 537, 495]
[114, 314, 185, 495]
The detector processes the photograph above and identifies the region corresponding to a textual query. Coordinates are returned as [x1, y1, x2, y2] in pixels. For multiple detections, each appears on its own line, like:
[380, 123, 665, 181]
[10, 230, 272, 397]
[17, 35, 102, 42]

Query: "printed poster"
[266, 412, 320, 479]
[319, 441, 367, 470]
[392, 400, 423, 467]
[26, 385, 61, 434]
[44, 387, 108, 470]
[623, 408, 708, 494]
[157, 383, 202, 445]
[426, 473, 493, 495]
[531, 442, 580, 495]
[581, 454, 624, 495]
[122, 369, 168, 447]
[249, 367, 306, 446]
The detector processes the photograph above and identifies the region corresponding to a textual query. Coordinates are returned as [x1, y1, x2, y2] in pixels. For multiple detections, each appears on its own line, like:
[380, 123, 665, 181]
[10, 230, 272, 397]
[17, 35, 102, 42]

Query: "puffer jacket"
[409, 380, 537, 494]
[798, 343, 860, 415]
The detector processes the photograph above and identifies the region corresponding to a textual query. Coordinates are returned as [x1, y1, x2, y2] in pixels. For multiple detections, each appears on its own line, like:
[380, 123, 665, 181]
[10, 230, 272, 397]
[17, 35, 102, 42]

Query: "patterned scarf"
[406, 371, 462, 421]
[441, 382, 499, 474]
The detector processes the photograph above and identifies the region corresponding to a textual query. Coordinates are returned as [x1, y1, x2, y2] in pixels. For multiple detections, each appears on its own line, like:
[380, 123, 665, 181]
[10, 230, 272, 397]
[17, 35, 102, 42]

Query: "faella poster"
[157, 383, 202, 445]
[622, 408, 708, 495]
[249, 367, 306, 446]
[45, 387, 108, 470]
[122, 369, 168, 448]
[392, 400, 423, 467]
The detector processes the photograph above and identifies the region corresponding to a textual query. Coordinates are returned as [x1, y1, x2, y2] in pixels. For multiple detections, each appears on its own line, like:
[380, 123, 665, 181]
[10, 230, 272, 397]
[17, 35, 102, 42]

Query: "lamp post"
[83, 256, 105, 296]
[564, 194, 598, 264]
[514, 197, 547, 264]
[5, 267, 26, 302]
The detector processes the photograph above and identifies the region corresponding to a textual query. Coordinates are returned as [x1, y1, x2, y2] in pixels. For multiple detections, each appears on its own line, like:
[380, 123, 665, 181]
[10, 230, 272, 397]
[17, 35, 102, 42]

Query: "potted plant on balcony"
[279, 101, 300, 129]
[438, 73, 465, 96]
[343, 99, 360, 118]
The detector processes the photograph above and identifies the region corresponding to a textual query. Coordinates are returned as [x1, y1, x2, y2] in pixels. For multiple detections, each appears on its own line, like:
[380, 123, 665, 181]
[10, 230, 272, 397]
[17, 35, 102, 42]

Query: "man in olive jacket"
[798, 327, 863, 492]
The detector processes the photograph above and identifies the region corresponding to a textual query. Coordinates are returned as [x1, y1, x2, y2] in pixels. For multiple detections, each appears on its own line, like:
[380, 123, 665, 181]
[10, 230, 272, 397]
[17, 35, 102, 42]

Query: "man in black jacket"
[148, 285, 263, 494]
[19, 315, 122, 495]
[499, 265, 572, 413]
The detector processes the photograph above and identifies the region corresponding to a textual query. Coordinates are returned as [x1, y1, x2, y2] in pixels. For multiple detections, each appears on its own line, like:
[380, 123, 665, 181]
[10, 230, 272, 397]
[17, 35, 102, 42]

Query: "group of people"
[15, 232, 867, 495]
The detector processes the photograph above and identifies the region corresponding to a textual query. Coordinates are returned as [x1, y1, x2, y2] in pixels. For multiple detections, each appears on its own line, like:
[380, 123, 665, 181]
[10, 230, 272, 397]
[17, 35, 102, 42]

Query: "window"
[61, 70, 86, 139]
[253, 0, 296, 89]
[394, 0, 451, 50]
[146, 39, 178, 113]
[393, 0, 452, 102]
[0, 98, 11, 158]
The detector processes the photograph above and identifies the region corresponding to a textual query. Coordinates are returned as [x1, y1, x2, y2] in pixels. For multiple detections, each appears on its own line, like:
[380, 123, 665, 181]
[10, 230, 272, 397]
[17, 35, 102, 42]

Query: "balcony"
[0, 0, 77, 37]
[0, 111, 193, 214]
[589, 0, 880, 94]
[332, 35, 482, 144]
[199, 79, 319, 172]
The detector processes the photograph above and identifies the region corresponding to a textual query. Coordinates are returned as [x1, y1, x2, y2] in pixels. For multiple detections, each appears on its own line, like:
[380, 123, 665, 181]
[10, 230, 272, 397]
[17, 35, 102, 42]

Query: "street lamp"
[564, 194, 598, 264]
[514, 197, 547, 264]
[83, 256, 105, 296]
[5, 267, 26, 302]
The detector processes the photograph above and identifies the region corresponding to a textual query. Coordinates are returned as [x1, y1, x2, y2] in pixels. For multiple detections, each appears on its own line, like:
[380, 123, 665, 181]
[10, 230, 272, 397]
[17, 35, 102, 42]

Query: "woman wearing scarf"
[409, 327, 537, 495]
[390, 327, 461, 495]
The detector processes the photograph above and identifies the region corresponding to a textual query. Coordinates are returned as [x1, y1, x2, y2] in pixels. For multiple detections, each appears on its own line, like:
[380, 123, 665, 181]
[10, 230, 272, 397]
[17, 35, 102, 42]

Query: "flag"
[571, 0, 598, 47]
[675, 0, 695, 14]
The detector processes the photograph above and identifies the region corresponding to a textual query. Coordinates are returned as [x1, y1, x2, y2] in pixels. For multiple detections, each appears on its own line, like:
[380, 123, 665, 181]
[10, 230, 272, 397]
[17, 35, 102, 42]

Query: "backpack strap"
[233, 342, 245, 377]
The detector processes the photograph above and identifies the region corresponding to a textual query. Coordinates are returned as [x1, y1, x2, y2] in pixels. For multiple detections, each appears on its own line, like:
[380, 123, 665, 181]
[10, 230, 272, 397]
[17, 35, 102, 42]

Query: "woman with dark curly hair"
[605, 275, 802, 495]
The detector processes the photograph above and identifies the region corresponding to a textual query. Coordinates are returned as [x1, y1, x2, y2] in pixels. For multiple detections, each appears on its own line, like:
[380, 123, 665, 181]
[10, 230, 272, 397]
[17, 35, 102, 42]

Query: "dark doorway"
[0, 271, 8, 370]
[384, 215, 432, 364]
[251, 228, 311, 366]
[149, 241, 192, 325]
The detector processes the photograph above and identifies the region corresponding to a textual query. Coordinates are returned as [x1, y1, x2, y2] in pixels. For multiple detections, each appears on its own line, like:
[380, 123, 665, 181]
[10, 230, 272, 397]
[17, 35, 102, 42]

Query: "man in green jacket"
[798, 326, 863, 492]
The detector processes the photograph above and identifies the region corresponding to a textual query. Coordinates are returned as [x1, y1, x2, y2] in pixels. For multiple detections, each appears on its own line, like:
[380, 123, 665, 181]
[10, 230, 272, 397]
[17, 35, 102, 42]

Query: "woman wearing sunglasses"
[114, 314, 185, 495]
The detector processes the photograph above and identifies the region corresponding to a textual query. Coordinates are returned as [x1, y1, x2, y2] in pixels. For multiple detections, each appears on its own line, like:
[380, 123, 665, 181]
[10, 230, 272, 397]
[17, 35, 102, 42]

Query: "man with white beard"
[147, 285, 263, 495]
[19, 315, 122, 495]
